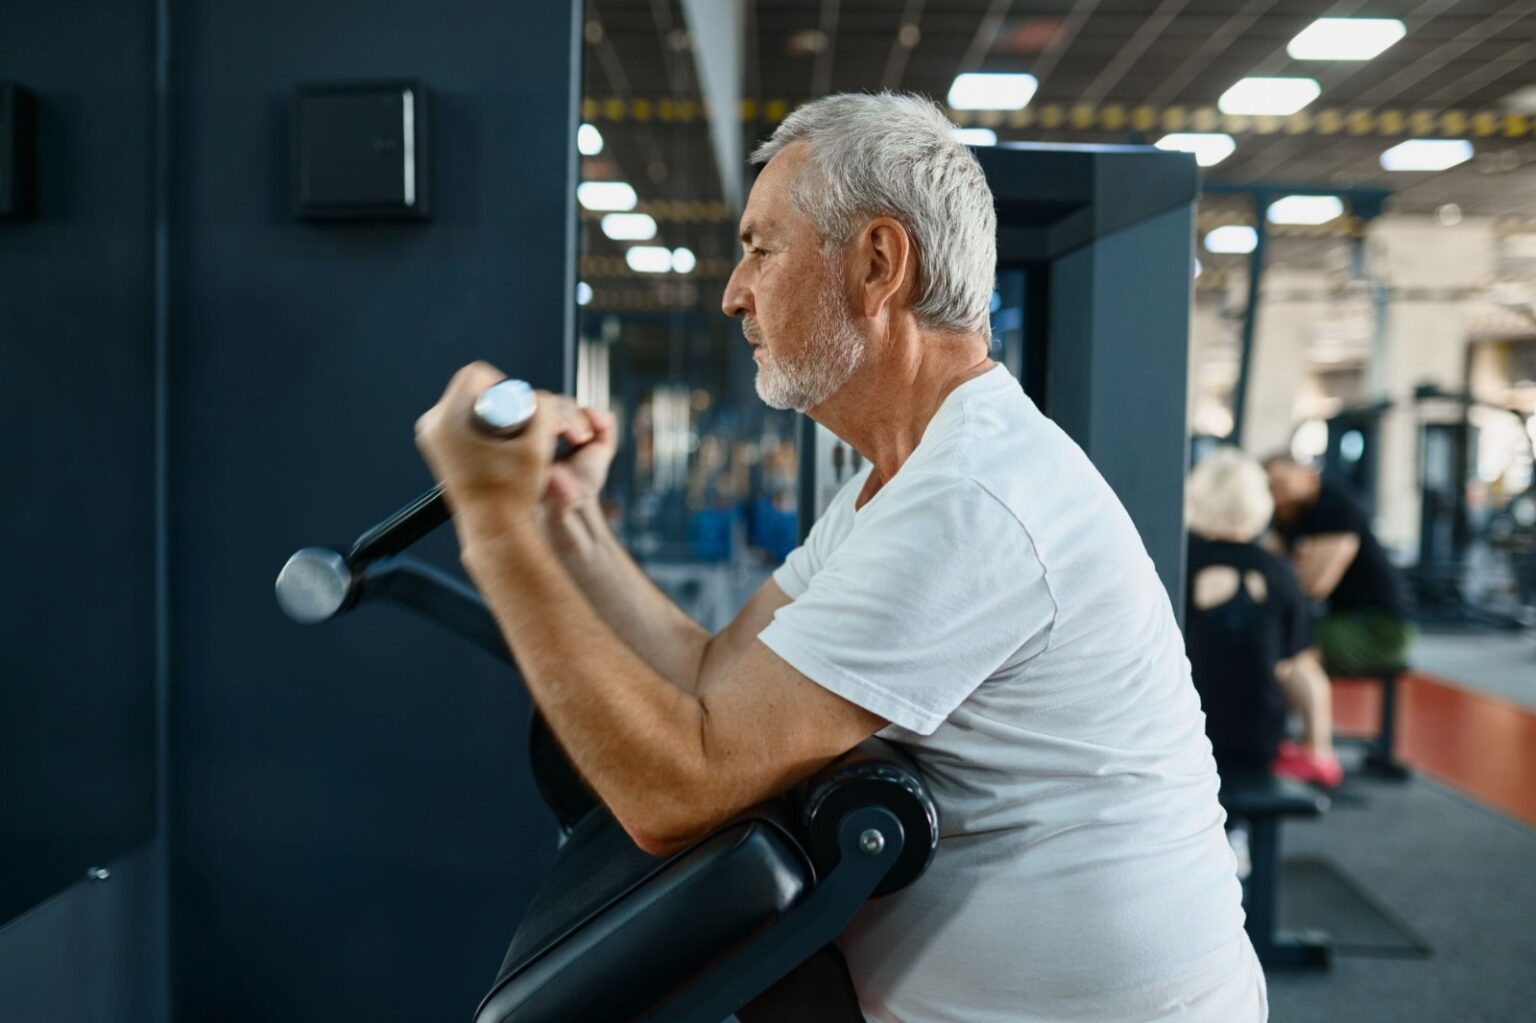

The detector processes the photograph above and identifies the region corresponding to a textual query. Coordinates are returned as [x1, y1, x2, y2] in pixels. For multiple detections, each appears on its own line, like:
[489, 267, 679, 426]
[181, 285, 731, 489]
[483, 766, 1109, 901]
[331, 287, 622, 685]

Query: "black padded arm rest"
[1220, 771, 1330, 818]
[477, 738, 937, 1023]
[475, 804, 814, 1023]
[793, 737, 939, 897]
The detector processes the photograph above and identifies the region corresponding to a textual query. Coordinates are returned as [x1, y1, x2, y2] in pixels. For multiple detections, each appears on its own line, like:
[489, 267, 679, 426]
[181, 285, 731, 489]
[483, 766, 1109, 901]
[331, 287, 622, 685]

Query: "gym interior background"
[1, 1, 1532, 1020]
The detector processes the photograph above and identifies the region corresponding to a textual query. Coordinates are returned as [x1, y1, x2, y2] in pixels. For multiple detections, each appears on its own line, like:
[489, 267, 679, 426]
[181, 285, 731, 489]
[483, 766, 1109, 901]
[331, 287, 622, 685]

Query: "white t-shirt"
[758, 366, 1266, 1023]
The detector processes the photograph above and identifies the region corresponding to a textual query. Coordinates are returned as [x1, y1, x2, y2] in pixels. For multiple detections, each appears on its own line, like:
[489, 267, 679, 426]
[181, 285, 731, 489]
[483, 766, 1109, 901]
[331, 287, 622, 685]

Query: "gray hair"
[751, 93, 997, 339]
[1187, 447, 1275, 542]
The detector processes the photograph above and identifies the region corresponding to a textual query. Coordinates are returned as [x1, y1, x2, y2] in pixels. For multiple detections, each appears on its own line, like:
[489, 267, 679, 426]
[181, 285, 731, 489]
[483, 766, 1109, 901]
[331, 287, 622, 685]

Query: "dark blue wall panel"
[0, 1, 164, 1013]
[167, 2, 579, 1019]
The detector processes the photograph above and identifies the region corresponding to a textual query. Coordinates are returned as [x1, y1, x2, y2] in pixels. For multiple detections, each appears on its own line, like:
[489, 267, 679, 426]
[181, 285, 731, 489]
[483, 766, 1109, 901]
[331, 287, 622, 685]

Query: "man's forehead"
[738, 214, 776, 241]
[739, 183, 781, 238]
[739, 143, 808, 234]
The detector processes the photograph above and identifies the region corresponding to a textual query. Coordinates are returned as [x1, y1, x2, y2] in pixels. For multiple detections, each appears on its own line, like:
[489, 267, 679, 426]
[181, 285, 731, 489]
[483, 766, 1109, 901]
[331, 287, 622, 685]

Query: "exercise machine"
[1310, 386, 1533, 629]
[276, 381, 940, 1022]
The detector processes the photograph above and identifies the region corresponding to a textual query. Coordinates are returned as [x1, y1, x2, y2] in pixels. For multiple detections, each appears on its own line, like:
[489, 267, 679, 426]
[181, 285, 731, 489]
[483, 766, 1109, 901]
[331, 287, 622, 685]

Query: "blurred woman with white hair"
[1186, 447, 1342, 787]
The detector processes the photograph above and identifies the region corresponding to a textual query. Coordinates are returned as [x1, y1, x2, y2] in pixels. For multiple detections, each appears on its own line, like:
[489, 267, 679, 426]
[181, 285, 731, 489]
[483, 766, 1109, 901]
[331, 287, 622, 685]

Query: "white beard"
[750, 275, 867, 413]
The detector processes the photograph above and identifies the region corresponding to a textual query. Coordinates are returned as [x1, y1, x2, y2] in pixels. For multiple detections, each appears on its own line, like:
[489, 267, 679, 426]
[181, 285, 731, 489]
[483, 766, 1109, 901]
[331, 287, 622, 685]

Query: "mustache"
[742, 318, 764, 345]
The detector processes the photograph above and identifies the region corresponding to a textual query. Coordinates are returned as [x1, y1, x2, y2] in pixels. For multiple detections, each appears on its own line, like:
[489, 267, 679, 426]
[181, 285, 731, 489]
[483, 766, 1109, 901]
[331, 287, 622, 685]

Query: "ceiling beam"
[811, 0, 841, 98]
[956, 0, 1014, 76]
[881, 0, 925, 91]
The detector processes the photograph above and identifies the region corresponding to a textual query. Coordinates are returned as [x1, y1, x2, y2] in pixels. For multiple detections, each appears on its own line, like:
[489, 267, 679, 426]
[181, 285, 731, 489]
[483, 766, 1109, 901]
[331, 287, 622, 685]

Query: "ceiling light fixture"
[1379, 139, 1474, 172]
[577, 181, 637, 212]
[671, 247, 697, 274]
[1154, 133, 1236, 167]
[625, 246, 672, 273]
[952, 128, 998, 146]
[1267, 195, 1345, 225]
[600, 213, 658, 241]
[1502, 85, 1536, 116]
[1218, 77, 1320, 116]
[1287, 18, 1406, 61]
[947, 73, 1038, 111]
[1204, 226, 1258, 254]
[577, 123, 604, 157]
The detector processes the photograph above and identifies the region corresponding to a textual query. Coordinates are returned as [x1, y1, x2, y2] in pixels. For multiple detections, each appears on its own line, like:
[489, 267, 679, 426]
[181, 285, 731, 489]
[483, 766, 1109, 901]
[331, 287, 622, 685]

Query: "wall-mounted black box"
[293, 81, 429, 221]
[1, 83, 36, 219]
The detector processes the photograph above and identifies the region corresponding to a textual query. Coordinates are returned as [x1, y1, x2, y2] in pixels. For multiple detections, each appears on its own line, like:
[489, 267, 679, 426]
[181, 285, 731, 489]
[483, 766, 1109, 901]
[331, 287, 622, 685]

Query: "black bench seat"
[1220, 771, 1332, 970]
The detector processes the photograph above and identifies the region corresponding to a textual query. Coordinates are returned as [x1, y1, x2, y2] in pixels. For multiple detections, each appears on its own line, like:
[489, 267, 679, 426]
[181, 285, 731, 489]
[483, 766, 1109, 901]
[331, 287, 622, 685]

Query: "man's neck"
[808, 318, 993, 496]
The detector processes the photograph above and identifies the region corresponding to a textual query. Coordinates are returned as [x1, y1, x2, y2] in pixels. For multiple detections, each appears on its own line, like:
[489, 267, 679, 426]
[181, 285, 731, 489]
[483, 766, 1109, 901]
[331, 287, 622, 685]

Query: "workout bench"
[1220, 772, 1332, 970]
[1335, 667, 1412, 780]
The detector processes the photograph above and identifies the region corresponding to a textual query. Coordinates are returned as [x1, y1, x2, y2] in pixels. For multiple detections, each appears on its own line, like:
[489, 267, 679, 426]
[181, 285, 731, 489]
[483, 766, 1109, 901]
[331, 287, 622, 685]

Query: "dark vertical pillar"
[167, 2, 582, 1019]
[1230, 201, 1270, 449]
[0, 0, 166, 1018]
[1050, 205, 1193, 615]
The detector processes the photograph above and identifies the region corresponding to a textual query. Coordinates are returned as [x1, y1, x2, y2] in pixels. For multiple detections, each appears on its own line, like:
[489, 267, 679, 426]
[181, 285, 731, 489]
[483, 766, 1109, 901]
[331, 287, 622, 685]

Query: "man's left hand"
[414, 361, 584, 537]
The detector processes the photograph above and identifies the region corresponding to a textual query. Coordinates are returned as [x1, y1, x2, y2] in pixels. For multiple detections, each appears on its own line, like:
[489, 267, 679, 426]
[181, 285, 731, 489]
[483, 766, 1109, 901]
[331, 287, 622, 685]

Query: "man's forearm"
[544, 498, 712, 693]
[1292, 533, 1359, 600]
[459, 516, 709, 852]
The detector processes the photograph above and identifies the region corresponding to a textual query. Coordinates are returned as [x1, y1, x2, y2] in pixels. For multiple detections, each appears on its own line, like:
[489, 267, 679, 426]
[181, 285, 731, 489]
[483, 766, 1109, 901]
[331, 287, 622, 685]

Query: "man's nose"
[721, 263, 751, 319]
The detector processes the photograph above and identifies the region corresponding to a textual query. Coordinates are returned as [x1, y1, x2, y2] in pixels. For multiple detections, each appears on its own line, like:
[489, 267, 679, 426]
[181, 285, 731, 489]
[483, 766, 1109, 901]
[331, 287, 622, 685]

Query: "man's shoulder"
[876, 465, 1030, 535]
[1305, 478, 1371, 533]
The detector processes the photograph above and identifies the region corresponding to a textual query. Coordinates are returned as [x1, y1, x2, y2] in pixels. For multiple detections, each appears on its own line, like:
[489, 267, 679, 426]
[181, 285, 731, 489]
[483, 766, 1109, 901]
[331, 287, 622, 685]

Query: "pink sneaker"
[1271, 740, 1344, 789]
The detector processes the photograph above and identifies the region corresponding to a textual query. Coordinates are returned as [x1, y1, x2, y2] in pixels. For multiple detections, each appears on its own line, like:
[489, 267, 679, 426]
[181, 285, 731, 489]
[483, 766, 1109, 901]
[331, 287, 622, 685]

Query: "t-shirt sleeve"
[771, 469, 868, 599]
[758, 473, 1056, 735]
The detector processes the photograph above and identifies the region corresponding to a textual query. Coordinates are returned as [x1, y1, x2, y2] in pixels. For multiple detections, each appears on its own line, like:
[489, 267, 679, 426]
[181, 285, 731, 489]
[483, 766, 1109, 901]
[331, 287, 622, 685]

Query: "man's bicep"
[698, 578, 793, 694]
[696, 640, 887, 818]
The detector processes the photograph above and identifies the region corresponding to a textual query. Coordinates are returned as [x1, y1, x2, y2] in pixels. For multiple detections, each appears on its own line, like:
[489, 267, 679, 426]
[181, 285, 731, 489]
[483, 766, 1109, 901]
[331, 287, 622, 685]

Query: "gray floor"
[1266, 769, 1536, 1022]
[1408, 629, 1536, 710]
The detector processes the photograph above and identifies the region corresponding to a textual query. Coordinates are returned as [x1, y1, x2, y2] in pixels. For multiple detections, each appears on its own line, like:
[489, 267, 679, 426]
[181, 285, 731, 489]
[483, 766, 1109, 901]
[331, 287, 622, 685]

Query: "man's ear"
[859, 217, 914, 319]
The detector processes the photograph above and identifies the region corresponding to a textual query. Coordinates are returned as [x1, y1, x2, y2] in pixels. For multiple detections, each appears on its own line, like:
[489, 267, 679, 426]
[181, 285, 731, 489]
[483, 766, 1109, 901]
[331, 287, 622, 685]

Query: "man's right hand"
[544, 406, 619, 515]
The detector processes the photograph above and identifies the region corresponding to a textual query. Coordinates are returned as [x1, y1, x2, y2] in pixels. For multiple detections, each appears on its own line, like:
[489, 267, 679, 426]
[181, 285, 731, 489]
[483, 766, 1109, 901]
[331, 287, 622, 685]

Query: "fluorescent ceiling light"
[1218, 77, 1320, 116]
[576, 281, 593, 306]
[671, 247, 697, 274]
[625, 246, 672, 273]
[1204, 226, 1258, 254]
[1503, 85, 1536, 116]
[577, 123, 604, 157]
[577, 181, 637, 211]
[948, 73, 1038, 110]
[1288, 18, 1405, 61]
[601, 213, 658, 241]
[1155, 133, 1236, 167]
[952, 128, 998, 146]
[1267, 195, 1345, 225]
[1379, 139, 1474, 172]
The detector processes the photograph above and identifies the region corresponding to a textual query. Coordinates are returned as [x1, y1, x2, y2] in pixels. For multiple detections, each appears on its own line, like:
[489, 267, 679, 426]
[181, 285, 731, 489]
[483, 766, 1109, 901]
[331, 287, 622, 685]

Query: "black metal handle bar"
[348, 378, 540, 564]
[274, 379, 587, 624]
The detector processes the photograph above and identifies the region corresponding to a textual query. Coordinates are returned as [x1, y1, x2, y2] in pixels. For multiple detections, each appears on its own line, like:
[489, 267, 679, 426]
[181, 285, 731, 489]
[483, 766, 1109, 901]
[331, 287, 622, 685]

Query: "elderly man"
[416, 94, 1264, 1022]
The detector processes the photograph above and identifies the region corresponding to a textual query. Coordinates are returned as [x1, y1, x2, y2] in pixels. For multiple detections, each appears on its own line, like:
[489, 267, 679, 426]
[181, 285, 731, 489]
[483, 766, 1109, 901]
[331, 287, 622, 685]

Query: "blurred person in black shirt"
[1186, 449, 1342, 788]
[1265, 455, 1413, 677]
